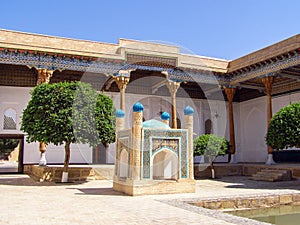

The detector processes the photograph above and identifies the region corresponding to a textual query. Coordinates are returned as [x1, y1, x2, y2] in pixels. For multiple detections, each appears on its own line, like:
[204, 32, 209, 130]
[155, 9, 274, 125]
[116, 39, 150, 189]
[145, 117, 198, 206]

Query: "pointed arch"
[205, 119, 213, 134]
[152, 149, 178, 180]
[119, 149, 129, 178]
[3, 108, 17, 130]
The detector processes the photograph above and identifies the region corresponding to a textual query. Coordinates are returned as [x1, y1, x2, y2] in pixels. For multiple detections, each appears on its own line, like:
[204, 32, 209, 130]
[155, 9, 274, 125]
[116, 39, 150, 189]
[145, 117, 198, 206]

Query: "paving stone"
[1, 174, 300, 224]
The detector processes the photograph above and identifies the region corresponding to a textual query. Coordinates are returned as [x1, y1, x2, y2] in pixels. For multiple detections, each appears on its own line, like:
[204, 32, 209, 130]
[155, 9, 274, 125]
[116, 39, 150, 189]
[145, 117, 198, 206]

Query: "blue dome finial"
[161, 112, 170, 120]
[116, 109, 125, 118]
[184, 106, 194, 115]
[133, 102, 144, 112]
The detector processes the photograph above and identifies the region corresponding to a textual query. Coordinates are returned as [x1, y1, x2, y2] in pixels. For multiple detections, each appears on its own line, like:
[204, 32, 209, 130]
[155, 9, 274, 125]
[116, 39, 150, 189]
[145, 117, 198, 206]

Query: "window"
[3, 108, 17, 130]
[205, 119, 212, 134]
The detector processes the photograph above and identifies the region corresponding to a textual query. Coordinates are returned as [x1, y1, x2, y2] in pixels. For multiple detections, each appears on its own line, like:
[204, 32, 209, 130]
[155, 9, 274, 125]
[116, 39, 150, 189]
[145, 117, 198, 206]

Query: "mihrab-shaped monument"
[113, 102, 195, 195]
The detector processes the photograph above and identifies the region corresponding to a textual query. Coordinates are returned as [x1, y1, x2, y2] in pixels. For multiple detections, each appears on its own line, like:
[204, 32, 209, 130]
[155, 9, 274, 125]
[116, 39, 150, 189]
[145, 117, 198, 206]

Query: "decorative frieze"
[0, 48, 299, 87]
[230, 51, 300, 84]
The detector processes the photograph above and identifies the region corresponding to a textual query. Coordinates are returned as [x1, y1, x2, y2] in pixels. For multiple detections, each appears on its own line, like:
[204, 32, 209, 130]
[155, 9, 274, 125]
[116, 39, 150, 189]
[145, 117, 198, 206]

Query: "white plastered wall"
[236, 91, 300, 163]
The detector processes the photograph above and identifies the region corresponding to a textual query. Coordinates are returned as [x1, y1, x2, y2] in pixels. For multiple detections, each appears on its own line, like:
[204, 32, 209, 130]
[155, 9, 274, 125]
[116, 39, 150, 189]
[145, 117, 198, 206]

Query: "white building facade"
[0, 29, 299, 169]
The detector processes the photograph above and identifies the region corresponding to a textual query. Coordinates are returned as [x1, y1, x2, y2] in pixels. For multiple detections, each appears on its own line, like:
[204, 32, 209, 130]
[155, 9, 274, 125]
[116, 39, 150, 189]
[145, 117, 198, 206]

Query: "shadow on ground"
[211, 176, 300, 191]
[0, 174, 86, 186]
[71, 187, 125, 196]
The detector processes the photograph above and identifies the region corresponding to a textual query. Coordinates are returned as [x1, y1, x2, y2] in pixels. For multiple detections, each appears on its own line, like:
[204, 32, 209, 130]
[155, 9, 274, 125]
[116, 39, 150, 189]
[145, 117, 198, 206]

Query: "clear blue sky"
[0, 0, 299, 60]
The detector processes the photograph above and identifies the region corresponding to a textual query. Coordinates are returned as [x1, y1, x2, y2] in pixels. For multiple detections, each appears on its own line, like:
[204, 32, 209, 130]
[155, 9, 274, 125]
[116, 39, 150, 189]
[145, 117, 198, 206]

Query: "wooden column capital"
[113, 74, 131, 112]
[114, 76, 130, 91]
[224, 87, 236, 102]
[261, 76, 275, 95]
[166, 80, 180, 97]
[37, 68, 54, 85]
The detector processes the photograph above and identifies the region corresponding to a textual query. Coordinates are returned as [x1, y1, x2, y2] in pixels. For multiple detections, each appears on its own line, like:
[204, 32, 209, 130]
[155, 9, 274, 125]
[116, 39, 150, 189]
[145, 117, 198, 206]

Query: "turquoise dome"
[161, 112, 170, 120]
[142, 119, 170, 129]
[184, 106, 194, 115]
[116, 109, 125, 118]
[133, 102, 144, 112]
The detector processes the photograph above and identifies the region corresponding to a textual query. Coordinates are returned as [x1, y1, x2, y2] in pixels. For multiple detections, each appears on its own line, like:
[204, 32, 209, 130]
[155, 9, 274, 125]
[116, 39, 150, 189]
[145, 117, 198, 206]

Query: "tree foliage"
[194, 134, 229, 158]
[194, 134, 229, 178]
[95, 93, 116, 145]
[21, 81, 115, 179]
[23, 82, 94, 145]
[266, 102, 300, 150]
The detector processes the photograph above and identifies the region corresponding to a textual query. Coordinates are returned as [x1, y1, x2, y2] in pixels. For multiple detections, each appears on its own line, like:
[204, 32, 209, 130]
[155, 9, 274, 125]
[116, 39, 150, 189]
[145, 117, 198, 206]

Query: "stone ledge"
[194, 163, 300, 179]
[113, 179, 195, 196]
[189, 193, 300, 211]
[25, 165, 114, 182]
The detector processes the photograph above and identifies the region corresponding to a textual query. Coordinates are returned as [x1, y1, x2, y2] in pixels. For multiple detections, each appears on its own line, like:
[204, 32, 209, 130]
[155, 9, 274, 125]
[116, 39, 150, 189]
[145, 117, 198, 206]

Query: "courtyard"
[1, 174, 300, 225]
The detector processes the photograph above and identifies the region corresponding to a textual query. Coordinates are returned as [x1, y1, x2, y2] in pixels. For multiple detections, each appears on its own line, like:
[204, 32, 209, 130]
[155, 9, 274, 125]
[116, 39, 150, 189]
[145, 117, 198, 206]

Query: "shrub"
[194, 134, 229, 178]
[194, 134, 229, 158]
[266, 102, 300, 150]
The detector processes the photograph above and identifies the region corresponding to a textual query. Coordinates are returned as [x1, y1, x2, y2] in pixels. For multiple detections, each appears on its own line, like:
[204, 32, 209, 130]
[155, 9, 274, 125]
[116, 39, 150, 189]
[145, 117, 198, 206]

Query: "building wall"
[1, 85, 298, 165]
[236, 92, 300, 163]
[0, 86, 231, 164]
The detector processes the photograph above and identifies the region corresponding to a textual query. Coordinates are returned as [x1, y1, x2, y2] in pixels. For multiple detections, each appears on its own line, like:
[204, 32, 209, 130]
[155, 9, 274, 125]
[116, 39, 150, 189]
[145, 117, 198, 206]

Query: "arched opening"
[152, 149, 178, 180]
[3, 108, 17, 130]
[205, 119, 213, 134]
[176, 118, 181, 129]
[119, 149, 129, 178]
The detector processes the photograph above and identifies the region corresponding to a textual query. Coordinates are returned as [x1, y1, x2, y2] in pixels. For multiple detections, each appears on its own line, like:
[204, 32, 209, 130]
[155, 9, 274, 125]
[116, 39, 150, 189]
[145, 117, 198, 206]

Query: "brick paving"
[1, 175, 300, 225]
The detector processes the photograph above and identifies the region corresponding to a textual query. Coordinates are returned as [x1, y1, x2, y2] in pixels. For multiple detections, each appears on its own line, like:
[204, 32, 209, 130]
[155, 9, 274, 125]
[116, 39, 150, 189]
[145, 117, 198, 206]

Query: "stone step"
[91, 166, 114, 180]
[249, 175, 280, 182]
[251, 175, 280, 181]
[252, 173, 280, 179]
[249, 176, 275, 182]
[249, 169, 292, 182]
[261, 169, 290, 174]
[254, 172, 284, 178]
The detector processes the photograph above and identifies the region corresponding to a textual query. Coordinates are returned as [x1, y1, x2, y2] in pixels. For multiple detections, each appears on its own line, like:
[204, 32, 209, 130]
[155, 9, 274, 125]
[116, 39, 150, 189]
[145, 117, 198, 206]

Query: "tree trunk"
[210, 157, 215, 179]
[99, 143, 108, 164]
[61, 141, 70, 182]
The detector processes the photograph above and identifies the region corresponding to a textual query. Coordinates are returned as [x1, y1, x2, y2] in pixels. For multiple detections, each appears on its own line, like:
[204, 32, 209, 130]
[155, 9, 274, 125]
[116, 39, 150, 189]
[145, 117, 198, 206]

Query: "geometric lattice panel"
[0, 64, 36, 87]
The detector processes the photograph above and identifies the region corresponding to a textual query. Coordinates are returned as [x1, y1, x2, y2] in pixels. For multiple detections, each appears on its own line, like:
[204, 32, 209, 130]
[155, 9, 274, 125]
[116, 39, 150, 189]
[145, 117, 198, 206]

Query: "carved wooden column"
[114, 70, 131, 112]
[261, 76, 275, 165]
[36, 68, 54, 166]
[224, 87, 237, 164]
[166, 80, 180, 129]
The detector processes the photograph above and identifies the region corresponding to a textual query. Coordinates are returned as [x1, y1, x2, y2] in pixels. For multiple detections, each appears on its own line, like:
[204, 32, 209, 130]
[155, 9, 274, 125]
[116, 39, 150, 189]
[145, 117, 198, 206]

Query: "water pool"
[227, 204, 300, 225]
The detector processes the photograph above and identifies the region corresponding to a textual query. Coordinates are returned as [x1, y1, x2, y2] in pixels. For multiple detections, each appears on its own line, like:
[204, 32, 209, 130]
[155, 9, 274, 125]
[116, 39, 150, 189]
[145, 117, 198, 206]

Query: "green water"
[227, 205, 300, 225]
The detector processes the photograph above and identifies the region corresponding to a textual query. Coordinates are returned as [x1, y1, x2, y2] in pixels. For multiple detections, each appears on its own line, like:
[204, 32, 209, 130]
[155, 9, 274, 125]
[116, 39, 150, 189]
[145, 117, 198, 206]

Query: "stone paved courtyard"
[1, 174, 300, 225]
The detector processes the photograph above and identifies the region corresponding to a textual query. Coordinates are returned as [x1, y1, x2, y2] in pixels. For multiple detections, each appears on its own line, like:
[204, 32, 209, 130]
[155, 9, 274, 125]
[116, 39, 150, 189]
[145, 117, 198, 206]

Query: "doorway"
[153, 149, 178, 180]
[0, 134, 24, 173]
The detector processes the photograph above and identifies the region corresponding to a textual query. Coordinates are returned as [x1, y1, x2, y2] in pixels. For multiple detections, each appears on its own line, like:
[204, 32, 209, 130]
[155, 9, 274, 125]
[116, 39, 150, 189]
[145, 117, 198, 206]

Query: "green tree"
[194, 134, 229, 178]
[95, 93, 116, 146]
[266, 102, 300, 150]
[21, 81, 115, 182]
